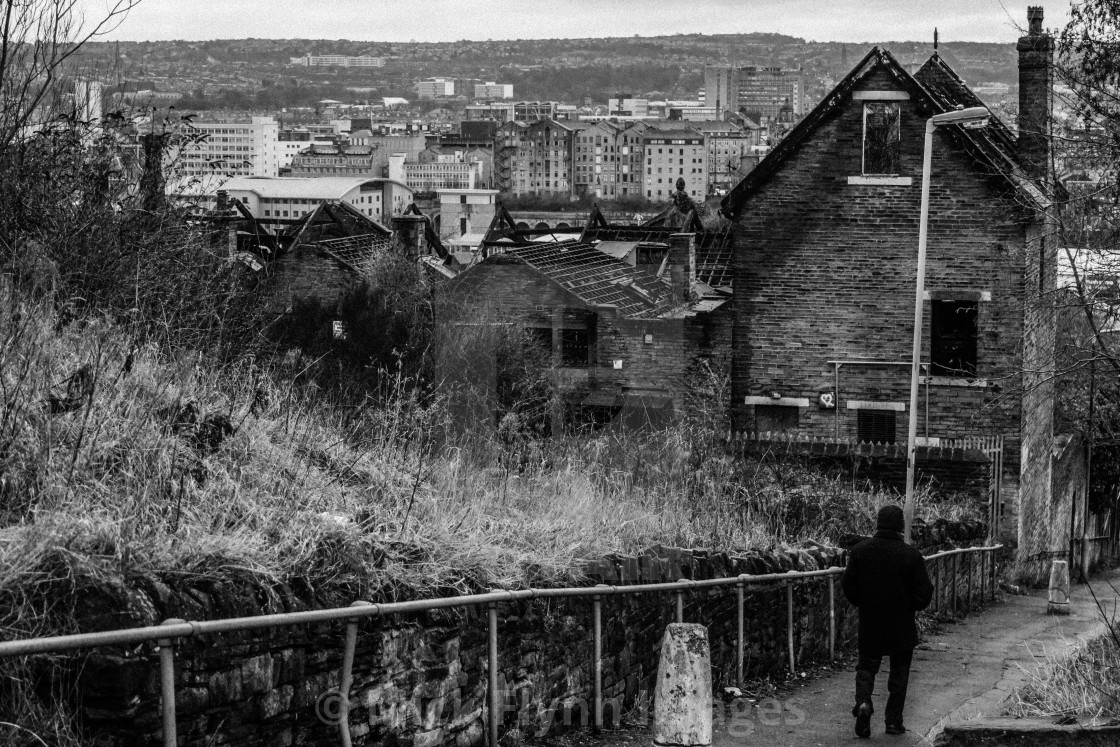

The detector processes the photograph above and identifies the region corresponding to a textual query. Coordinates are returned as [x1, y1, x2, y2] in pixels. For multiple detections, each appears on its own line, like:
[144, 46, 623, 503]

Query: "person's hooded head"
[876, 505, 905, 534]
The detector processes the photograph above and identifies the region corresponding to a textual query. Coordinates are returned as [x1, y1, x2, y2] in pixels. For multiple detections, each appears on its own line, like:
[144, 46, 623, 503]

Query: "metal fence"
[0, 544, 1002, 747]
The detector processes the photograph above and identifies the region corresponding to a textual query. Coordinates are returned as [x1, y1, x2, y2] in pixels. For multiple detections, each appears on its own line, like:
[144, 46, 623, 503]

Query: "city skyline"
[78, 0, 1069, 44]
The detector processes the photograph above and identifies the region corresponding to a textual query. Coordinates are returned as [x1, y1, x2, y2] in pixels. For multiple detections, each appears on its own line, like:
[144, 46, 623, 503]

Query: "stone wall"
[50, 540, 995, 747]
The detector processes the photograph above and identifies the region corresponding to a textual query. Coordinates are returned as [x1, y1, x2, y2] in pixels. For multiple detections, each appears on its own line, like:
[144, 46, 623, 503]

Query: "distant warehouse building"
[170, 175, 413, 229]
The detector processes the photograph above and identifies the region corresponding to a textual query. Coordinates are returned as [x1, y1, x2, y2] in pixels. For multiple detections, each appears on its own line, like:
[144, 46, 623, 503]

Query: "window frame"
[862, 102, 902, 176]
[930, 299, 979, 377]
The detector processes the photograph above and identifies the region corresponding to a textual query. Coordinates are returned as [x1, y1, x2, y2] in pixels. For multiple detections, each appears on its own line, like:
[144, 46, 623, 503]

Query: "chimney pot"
[1027, 6, 1044, 36]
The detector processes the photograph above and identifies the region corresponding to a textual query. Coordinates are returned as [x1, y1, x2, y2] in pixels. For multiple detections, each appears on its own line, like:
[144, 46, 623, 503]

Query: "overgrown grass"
[1010, 618, 1120, 721]
[0, 276, 978, 640]
[0, 269, 984, 745]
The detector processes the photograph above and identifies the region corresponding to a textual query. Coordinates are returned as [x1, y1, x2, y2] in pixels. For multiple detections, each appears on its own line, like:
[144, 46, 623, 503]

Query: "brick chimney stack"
[667, 232, 696, 304]
[1017, 6, 1053, 181]
[392, 214, 427, 258]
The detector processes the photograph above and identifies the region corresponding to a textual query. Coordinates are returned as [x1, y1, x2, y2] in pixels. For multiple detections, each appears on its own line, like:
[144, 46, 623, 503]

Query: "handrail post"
[951, 553, 959, 617]
[965, 551, 973, 613]
[339, 601, 372, 747]
[736, 580, 745, 686]
[592, 590, 603, 732]
[786, 580, 795, 674]
[990, 548, 997, 602]
[158, 618, 185, 747]
[828, 575, 836, 660]
[933, 557, 941, 617]
[980, 549, 987, 603]
[675, 589, 684, 623]
[488, 601, 499, 747]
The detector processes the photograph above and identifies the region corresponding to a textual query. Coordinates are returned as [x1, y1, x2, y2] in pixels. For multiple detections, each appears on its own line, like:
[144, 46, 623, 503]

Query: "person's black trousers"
[854, 648, 914, 726]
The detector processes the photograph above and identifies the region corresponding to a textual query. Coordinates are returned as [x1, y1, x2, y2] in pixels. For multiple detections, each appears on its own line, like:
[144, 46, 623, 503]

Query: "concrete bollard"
[652, 623, 712, 747]
[1047, 560, 1070, 615]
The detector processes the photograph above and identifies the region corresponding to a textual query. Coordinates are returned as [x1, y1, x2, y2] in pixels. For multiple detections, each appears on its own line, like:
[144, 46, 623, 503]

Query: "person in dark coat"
[841, 504, 934, 738]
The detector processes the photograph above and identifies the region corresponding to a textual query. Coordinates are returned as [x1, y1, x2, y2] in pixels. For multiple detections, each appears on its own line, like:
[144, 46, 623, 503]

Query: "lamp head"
[930, 106, 990, 128]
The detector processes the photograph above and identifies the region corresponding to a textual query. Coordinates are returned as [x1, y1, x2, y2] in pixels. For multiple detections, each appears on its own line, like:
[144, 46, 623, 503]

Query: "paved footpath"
[548, 569, 1120, 747]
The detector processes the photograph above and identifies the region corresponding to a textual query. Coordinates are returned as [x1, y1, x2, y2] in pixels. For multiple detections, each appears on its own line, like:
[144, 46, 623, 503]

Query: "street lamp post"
[903, 106, 990, 544]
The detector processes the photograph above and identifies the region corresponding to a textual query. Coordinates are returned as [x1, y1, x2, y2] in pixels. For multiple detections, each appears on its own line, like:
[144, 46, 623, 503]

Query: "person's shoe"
[854, 702, 872, 738]
[885, 722, 906, 735]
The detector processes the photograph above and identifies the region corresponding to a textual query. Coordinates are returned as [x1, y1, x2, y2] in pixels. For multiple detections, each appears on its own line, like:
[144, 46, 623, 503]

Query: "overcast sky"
[77, 0, 1070, 44]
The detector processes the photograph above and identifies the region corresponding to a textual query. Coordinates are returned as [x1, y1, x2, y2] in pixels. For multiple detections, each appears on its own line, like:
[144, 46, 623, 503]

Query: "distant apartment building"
[465, 100, 558, 123]
[668, 105, 719, 122]
[289, 54, 386, 68]
[277, 129, 337, 171]
[173, 116, 281, 178]
[495, 119, 579, 197]
[972, 82, 1012, 102]
[348, 129, 427, 170]
[493, 120, 528, 193]
[420, 144, 493, 189]
[703, 65, 804, 121]
[572, 120, 646, 199]
[474, 82, 514, 100]
[417, 78, 456, 99]
[388, 152, 483, 191]
[111, 89, 181, 108]
[287, 144, 377, 176]
[642, 126, 707, 202]
[691, 120, 761, 193]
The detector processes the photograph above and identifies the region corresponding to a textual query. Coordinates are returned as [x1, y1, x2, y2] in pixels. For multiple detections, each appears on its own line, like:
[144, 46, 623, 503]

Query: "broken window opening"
[857, 410, 897, 444]
[560, 328, 590, 367]
[930, 300, 978, 377]
[636, 245, 668, 266]
[863, 102, 901, 175]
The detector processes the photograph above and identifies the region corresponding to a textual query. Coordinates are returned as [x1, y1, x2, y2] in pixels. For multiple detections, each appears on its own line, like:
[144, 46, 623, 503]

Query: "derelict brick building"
[719, 9, 1066, 561]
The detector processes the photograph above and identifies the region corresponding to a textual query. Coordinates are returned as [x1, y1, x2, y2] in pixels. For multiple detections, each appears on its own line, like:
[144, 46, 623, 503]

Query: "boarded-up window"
[863, 102, 901, 175]
[755, 405, 799, 433]
[930, 300, 978, 377]
[857, 410, 897, 444]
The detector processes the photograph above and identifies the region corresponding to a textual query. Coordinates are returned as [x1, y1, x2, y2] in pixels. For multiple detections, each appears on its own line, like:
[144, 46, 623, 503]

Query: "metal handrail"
[0, 543, 1003, 747]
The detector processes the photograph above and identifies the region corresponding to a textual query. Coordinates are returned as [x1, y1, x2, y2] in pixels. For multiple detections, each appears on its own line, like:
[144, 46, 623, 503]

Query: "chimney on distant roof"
[1017, 6, 1053, 181]
[392, 213, 427, 258]
[667, 232, 696, 304]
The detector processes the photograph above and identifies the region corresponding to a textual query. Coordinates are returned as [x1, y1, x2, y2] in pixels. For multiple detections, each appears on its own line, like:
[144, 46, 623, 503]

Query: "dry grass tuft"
[1010, 619, 1120, 721]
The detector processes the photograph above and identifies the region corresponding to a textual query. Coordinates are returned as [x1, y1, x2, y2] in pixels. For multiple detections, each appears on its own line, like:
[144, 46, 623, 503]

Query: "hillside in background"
[74, 32, 1018, 109]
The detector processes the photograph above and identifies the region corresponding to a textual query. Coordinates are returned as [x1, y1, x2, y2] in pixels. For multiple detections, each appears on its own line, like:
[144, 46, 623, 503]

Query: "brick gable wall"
[728, 67, 1057, 549]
